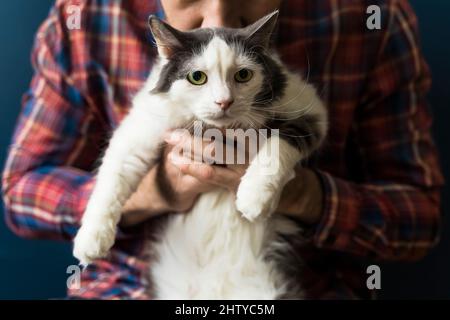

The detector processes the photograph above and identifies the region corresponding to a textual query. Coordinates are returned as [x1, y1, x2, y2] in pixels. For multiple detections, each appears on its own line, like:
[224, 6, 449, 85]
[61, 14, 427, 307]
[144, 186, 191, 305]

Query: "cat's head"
[148, 11, 286, 129]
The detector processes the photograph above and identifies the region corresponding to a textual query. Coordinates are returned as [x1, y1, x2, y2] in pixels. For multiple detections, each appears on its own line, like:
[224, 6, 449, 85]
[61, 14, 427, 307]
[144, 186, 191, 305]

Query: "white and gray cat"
[73, 11, 328, 299]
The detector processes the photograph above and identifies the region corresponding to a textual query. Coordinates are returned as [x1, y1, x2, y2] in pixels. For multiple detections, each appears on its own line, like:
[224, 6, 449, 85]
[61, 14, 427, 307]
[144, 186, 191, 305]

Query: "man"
[2, 0, 444, 299]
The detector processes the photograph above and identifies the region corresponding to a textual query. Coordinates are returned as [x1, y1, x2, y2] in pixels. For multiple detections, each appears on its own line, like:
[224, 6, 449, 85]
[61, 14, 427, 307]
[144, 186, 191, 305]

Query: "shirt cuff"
[60, 174, 95, 239]
[312, 170, 362, 253]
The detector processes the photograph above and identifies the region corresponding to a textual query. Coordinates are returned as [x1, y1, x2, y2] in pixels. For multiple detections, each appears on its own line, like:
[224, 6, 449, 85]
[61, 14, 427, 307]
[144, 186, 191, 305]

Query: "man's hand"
[120, 131, 246, 226]
[121, 130, 323, 227]
[165, 130, 248, 193]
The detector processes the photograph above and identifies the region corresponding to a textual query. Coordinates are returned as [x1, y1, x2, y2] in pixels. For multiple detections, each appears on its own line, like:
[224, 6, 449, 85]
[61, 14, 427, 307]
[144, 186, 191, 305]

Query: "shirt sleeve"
[1, 4, 104, 241]
[312, 1, 445, 261]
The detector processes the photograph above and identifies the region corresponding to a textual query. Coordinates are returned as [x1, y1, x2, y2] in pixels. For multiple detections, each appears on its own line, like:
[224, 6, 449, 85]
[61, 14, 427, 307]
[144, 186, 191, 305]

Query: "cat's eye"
[234, 69, 253, 83]
[187, 71, 208, 85]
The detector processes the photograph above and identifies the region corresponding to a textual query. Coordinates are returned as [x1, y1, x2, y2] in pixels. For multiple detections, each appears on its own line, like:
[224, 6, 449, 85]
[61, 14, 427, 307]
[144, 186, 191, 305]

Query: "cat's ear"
[242, 10, 279, 48]
[148, 15, 184, 59]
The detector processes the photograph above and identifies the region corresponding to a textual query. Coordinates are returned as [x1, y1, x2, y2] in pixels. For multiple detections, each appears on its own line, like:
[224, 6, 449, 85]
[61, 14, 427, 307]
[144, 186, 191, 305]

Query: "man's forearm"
[276, 168, 324, 225]
[120, 164, 170, 226]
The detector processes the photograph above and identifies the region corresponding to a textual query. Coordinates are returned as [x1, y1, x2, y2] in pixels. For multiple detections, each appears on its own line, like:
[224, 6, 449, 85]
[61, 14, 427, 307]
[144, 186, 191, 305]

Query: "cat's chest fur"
[147, 188, 303, 299]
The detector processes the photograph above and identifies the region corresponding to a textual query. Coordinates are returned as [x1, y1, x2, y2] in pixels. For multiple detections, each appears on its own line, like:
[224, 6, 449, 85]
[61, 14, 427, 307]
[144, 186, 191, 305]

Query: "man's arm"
[282, 0, 444, 261]
[1, 6, 100, 240]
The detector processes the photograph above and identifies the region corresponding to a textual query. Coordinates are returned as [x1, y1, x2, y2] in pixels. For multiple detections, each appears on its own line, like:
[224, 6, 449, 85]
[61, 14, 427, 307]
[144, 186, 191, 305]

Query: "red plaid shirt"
[2, 0, 444, 299]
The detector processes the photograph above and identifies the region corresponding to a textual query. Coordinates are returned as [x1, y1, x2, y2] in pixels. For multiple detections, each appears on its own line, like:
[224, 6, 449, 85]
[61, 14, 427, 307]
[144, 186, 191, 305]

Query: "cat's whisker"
[251, 93, 320, 121]
[249, 115, 317, 141]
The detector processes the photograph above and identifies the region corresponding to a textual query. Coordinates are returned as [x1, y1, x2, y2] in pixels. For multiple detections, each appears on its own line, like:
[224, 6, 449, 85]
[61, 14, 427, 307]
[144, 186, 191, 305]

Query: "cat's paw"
[73, 222, 116, 266]
[235, 178, 280, 222]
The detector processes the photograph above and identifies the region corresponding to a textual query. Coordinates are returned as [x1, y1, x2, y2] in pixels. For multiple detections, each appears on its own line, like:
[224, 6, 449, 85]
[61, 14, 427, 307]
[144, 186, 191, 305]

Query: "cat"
[73, 11, 328, 299]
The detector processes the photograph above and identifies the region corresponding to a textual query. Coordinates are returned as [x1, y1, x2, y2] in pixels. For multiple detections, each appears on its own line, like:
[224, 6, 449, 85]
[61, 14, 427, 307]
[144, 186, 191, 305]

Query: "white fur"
[73, 35, 327, 298]
[151, 190, 299, 299]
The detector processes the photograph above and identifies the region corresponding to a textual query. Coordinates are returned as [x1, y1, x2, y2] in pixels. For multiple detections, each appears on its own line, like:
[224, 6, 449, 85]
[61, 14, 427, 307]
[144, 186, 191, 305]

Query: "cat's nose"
[215, 99, 234, 111]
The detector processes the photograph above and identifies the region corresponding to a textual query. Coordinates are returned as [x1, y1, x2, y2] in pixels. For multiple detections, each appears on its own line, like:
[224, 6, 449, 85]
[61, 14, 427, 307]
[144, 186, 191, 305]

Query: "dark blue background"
[0, 1, 448, 299]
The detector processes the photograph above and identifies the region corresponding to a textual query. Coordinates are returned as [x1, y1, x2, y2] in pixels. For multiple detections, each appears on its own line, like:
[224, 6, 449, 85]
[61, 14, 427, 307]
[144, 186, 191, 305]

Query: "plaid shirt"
[2, 0, 444, 299]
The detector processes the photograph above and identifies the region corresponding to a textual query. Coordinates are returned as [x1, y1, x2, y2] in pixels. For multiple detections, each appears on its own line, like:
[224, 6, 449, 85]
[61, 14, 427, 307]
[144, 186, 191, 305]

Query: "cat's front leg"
[236, 91, 327, 221]
[236, 135, 300, 221]
[73, 201, 120, 266]
[73, 107, 171, 265]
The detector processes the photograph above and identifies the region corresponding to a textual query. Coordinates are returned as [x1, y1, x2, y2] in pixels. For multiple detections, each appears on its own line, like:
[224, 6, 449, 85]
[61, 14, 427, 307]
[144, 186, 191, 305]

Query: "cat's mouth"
[203, 116, 235, 127]
[202, 111, 236, 127]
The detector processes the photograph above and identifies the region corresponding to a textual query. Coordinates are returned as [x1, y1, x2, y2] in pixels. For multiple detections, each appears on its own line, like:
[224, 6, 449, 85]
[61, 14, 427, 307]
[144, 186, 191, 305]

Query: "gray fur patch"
[151, 29, 214, 93]
[270, 114, 324, 157]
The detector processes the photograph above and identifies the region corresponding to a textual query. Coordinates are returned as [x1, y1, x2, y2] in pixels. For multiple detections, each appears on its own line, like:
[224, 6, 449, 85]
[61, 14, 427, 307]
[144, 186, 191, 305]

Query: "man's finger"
[166, 131, 221, 164]
[169, 152, 240, 191]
